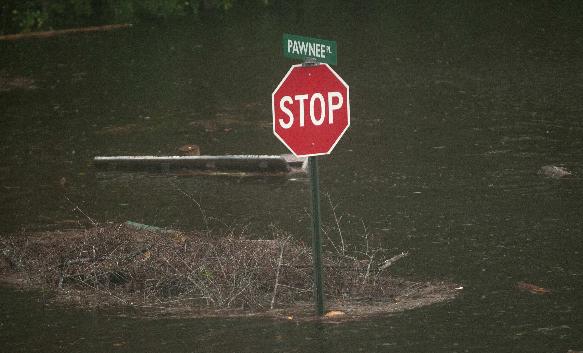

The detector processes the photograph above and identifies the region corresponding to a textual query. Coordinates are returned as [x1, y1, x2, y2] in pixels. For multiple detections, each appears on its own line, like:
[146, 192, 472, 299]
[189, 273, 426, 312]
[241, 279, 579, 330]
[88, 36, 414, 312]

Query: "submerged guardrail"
[93, 154, 308, 176]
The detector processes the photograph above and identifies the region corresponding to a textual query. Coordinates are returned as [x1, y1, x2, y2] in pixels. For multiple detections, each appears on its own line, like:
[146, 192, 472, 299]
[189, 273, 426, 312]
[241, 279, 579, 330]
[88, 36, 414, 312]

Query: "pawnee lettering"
[287, 39, 330, 59]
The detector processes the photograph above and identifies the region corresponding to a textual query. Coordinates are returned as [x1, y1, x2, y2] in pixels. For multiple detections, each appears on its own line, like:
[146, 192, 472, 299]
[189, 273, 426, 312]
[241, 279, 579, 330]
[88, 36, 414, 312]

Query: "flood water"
[1, 1, 583, 352]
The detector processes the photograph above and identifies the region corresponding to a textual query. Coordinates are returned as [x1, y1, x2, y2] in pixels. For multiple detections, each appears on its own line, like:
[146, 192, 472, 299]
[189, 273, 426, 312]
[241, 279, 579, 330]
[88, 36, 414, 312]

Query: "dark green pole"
[309, 155, 325, 316]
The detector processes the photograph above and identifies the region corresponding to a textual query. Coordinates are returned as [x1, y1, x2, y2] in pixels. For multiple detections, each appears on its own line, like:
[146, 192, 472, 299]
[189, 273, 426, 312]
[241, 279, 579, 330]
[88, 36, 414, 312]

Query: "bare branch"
[378, 252, 409, 271]
[270, 238, 287, 309]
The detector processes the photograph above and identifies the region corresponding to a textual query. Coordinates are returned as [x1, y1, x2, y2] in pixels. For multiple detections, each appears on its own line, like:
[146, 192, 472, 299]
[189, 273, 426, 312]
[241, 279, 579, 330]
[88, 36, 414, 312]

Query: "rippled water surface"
[1, 1, 583, 352]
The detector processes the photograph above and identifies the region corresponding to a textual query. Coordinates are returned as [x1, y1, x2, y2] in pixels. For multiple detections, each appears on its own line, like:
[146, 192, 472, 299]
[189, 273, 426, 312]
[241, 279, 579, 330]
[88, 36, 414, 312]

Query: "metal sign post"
[302, 57, 325, 316]
[308, 155, 325, 315]
[295, 57, 326, 316]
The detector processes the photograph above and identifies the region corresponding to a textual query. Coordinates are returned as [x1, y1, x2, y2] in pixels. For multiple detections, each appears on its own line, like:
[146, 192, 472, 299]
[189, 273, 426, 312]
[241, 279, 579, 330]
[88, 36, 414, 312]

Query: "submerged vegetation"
[0, 222, 456, 317]
[1, 0, 269, 35]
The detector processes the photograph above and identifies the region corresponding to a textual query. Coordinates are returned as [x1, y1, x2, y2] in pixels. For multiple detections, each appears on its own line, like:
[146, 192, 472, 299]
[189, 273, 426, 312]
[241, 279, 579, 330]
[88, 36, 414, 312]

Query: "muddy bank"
[0, 224, 458, 320]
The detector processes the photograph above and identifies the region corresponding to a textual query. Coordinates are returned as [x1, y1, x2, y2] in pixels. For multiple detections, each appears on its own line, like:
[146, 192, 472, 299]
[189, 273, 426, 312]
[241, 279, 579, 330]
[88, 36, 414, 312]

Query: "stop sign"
[272, 64, 350, 157]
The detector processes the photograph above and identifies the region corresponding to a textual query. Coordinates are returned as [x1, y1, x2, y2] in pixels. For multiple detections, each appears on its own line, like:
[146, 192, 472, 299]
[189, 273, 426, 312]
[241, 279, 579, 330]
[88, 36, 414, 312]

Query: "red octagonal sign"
[272, 64, 350, 157]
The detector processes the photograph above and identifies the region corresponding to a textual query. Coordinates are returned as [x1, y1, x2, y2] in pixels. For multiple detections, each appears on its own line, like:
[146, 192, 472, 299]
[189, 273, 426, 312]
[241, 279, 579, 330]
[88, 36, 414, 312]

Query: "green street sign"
[282, 33, 337, 65]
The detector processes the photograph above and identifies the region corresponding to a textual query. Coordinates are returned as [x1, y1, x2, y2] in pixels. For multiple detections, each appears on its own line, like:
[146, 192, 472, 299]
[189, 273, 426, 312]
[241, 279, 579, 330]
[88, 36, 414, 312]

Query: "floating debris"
[324, 310, 346, 318]
[378, 252, 409, 271]
[516, 281, 551, 295]
[538, 165, 572, 179]
[178, 144, 201, 156]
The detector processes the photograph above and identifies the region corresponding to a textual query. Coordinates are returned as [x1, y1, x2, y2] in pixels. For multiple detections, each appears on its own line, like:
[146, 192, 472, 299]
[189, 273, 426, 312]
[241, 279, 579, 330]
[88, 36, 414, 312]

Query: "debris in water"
[378, 252, 409, 271]
[538, 165, 572, 179]
[0, 224, 458, 318]
[177, 144, 201, 156]
[516, 281, 551, 295]
[324, 310, 346, 318]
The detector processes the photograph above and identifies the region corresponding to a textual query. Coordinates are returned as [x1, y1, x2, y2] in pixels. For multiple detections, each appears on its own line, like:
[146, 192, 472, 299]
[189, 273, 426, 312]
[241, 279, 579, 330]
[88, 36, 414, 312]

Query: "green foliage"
[219, 0, 235, 11]
[3, 0, 95, 33]
[49, 0, 93, 18]
[1, 0, 270, 35]
[134, 0, 199, 19]
[11, 8, 48, 33]
[105, 1, 135, 21]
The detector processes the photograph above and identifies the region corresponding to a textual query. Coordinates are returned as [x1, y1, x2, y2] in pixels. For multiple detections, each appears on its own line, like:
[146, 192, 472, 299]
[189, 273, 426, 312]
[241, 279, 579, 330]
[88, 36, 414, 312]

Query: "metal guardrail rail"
[93, 154, 307, 175]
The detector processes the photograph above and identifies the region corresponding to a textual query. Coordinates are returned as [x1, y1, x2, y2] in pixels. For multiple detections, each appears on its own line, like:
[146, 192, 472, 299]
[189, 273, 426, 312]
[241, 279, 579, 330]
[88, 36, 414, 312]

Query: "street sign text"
[272, 64, 349, 157]
[282, 34, 337, 65]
